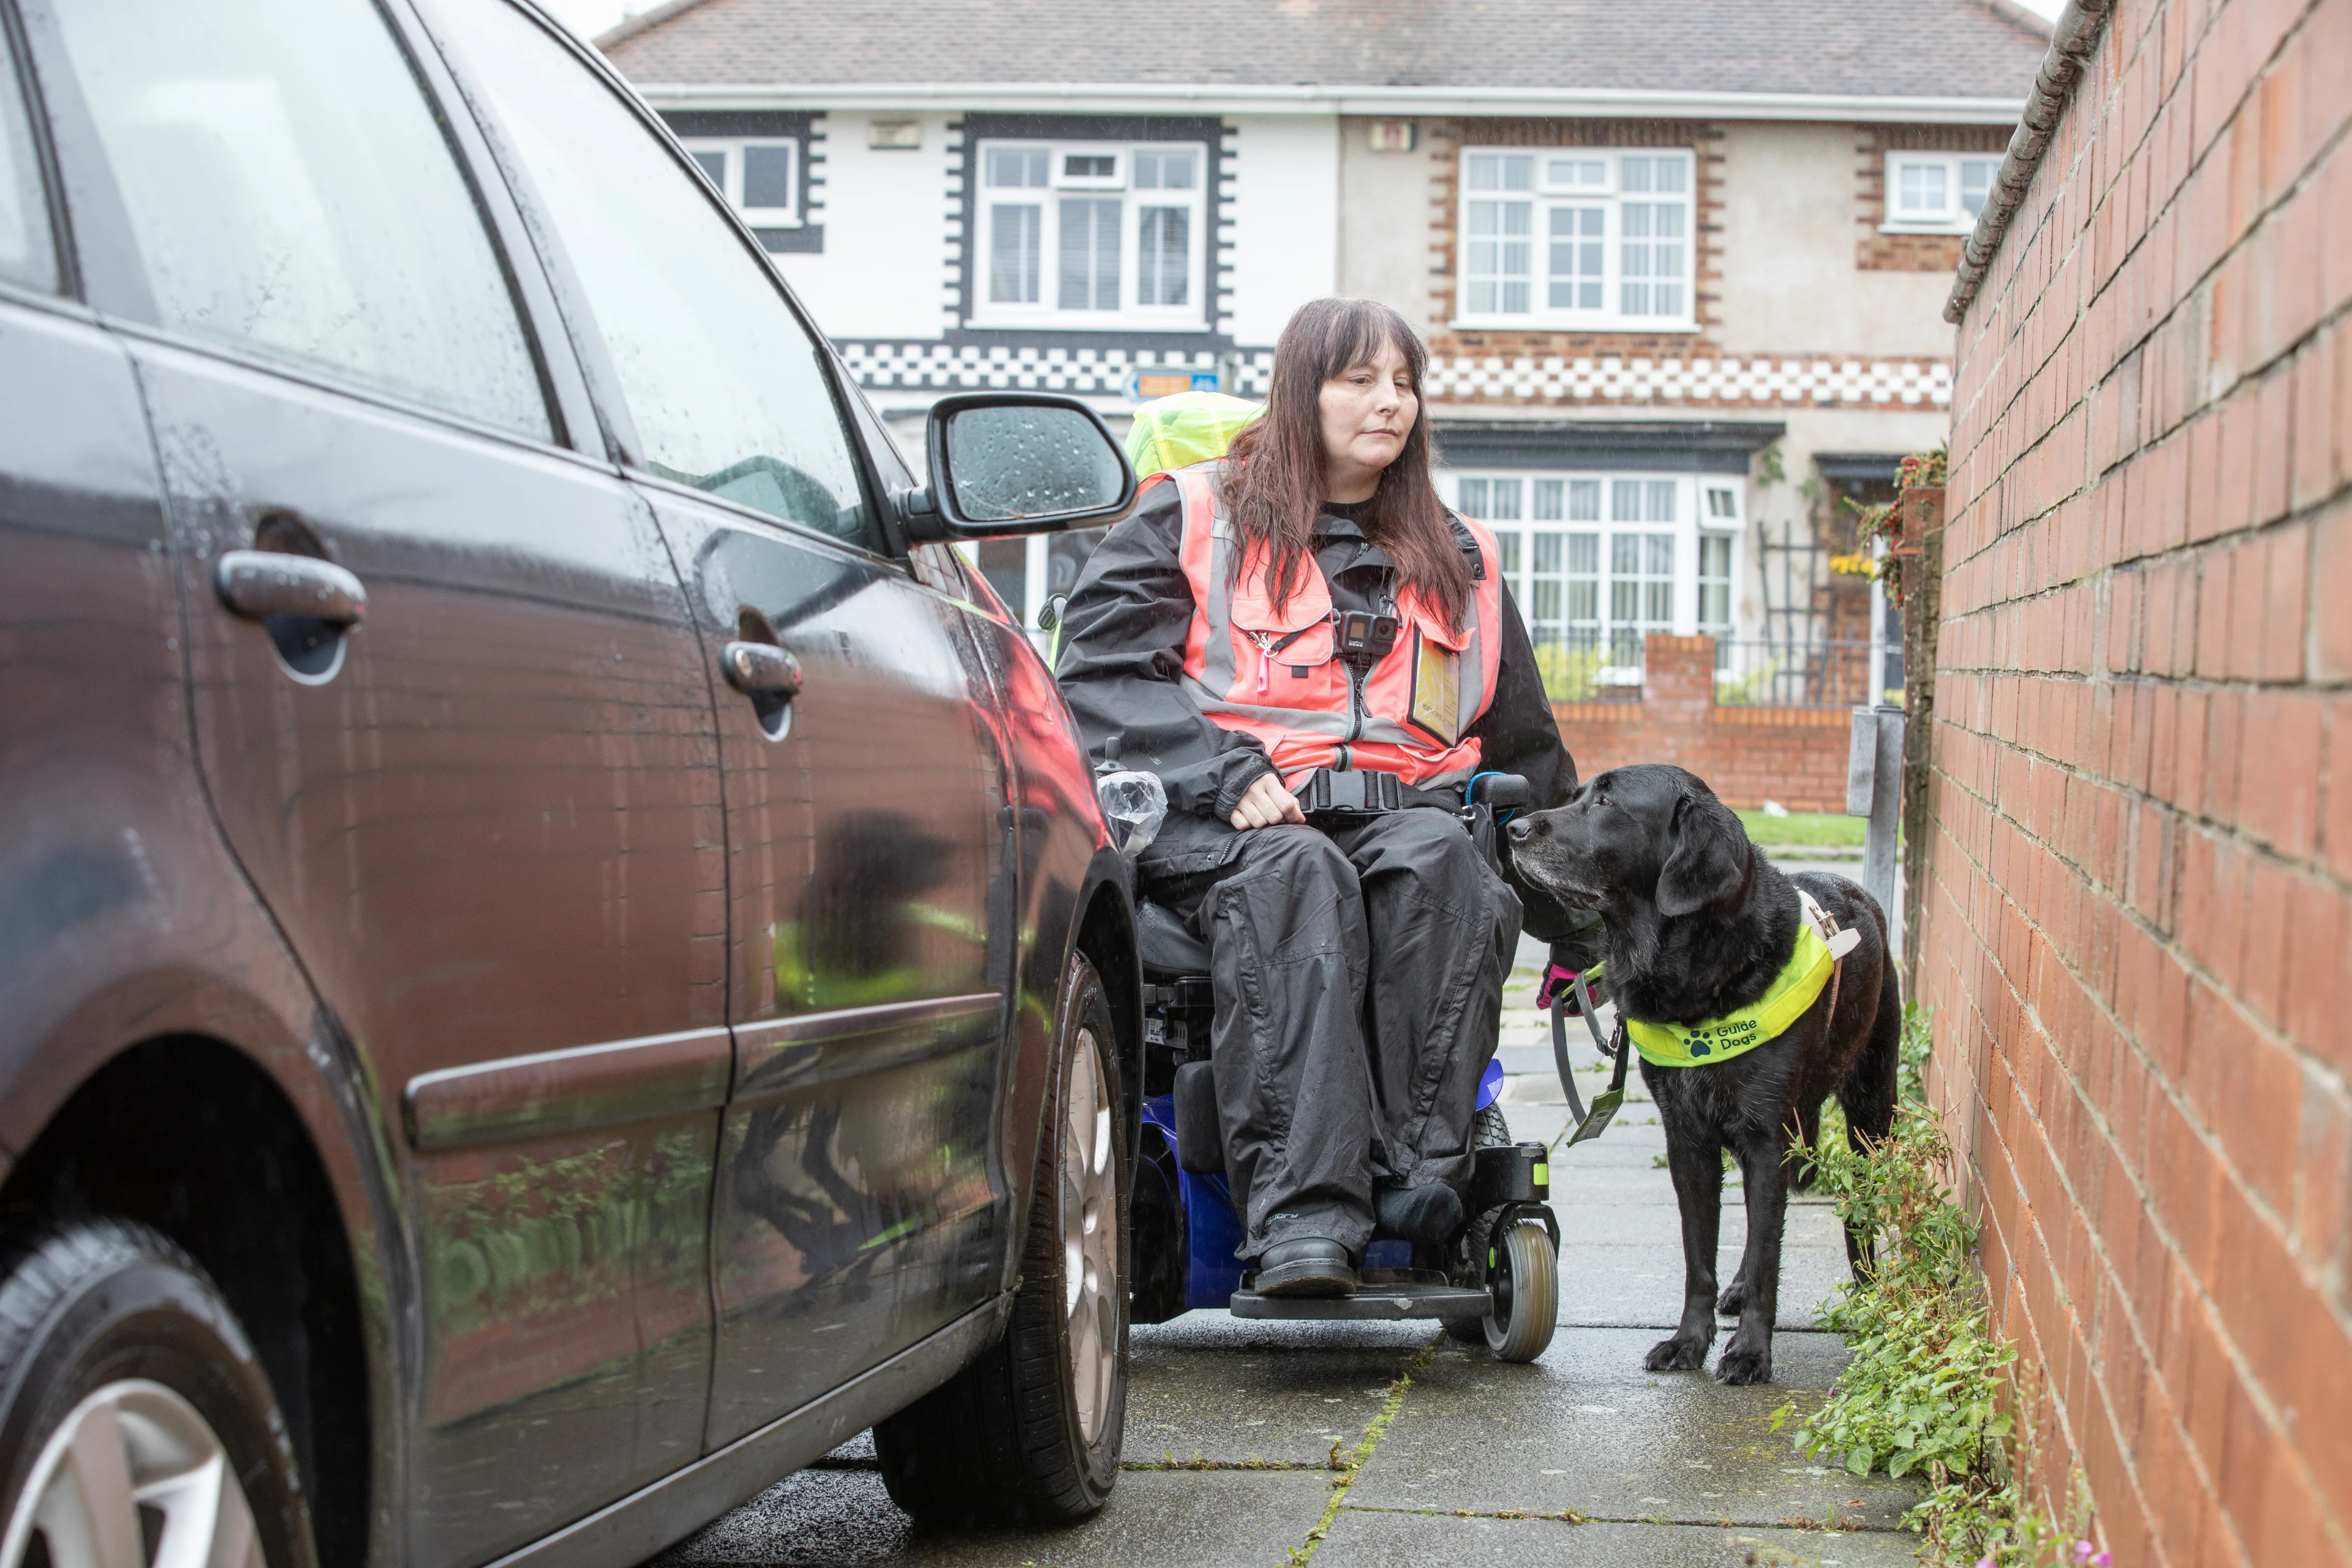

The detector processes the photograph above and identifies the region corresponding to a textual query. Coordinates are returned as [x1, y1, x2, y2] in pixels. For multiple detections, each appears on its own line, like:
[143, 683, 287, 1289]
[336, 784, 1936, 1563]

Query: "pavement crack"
[1123, 1455, 1336, 1472]
[1332, 1504, 1909, 1534]
[1338, 1503, 1593, 1525]
[1281, 1331, 1442, 1566]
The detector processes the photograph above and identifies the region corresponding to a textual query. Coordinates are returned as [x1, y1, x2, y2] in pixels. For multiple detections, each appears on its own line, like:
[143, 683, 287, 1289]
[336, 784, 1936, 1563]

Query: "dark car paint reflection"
[646, 496, 1018, 1450]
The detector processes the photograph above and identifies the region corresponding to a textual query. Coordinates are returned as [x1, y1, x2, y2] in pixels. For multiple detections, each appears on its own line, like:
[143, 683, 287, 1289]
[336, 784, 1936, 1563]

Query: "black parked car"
[0, 1, 1143, 1563]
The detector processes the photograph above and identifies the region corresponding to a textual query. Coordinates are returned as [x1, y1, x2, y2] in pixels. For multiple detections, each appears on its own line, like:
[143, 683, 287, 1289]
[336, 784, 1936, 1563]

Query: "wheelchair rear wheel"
[1447, 1102, 1515, 1346]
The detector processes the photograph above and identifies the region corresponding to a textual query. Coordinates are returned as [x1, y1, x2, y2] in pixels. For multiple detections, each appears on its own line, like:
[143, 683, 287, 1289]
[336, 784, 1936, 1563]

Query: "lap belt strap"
[1296, 766, 1403, 817]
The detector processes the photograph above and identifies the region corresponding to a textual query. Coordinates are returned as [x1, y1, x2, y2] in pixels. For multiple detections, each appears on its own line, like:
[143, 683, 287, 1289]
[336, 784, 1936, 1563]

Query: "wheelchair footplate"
[1230, 1269, 1491, 1321]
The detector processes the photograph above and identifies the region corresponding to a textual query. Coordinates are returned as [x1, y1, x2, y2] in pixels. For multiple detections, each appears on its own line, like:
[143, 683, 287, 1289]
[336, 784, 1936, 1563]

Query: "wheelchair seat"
[1136, 897, 1212, 975]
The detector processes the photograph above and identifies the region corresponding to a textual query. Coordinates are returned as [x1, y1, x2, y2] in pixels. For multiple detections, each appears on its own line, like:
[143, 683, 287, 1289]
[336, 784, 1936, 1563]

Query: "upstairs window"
[975, 140, 1207, 330]
[681, 137, 804, 228]
[1883, 153, 1999, 233]
[1458, 148, 1695, 330]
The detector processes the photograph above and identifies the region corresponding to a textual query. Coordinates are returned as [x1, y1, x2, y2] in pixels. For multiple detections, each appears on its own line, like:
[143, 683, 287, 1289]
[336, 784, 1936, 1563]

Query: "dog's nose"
[1507, 818, 1531, 843]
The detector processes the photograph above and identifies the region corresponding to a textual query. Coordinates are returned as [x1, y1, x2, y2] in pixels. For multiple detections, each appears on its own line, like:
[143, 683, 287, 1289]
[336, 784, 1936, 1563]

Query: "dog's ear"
[1656, 792, 1751, 918]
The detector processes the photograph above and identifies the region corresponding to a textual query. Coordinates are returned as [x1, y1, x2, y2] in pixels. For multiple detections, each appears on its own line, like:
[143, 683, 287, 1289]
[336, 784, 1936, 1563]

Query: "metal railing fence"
[1711, 638, 1882, 709]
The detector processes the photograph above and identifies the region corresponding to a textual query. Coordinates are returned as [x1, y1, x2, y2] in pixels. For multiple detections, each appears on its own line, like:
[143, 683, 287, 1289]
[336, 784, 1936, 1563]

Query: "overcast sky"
[541, 0, 2067, 50]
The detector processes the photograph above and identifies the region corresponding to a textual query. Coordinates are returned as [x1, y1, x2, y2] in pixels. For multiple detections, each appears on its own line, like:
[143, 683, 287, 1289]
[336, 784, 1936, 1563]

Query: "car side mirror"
[897, 393, 1137, 542]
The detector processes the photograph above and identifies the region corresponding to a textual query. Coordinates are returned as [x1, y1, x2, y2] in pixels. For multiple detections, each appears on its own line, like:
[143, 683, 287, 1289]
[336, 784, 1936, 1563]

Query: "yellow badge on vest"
[1408, 630, 1460, 745]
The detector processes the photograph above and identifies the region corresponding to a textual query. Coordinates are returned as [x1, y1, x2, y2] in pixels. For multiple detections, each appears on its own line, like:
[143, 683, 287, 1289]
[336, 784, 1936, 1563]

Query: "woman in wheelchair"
[1056, 297, 1596, 1298]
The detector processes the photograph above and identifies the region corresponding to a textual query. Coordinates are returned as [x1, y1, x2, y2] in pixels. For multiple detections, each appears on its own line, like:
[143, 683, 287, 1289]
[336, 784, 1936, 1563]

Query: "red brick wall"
[1928, 0, 2351, 1562]
[1551, 634, 1853, 812]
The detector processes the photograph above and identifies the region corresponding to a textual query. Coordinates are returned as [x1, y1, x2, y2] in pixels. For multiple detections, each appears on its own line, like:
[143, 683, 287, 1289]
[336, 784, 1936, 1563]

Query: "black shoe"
[1373, 1183, 1464, 1246]
[1254, 1238, 1357, 1297]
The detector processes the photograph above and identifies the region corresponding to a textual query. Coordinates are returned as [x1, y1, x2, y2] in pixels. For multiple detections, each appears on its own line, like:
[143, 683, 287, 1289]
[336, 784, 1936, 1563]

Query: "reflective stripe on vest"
[1169, 461, 1505, 789]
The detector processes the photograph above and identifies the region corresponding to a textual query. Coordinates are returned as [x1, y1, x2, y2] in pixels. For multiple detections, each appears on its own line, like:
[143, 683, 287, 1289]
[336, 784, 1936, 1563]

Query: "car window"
[0, 24, 55, 292]
[423, 0, 881, 553]
[50, 0, 549, 439]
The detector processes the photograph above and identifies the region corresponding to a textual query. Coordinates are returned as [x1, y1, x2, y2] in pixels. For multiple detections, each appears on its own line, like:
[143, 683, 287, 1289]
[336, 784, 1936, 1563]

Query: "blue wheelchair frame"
[1137, 1058, 1506, 1311]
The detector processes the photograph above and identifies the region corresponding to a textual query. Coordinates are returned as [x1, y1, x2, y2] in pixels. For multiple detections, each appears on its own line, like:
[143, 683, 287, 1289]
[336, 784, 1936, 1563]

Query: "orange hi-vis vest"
[1167, 461, 1506, 790]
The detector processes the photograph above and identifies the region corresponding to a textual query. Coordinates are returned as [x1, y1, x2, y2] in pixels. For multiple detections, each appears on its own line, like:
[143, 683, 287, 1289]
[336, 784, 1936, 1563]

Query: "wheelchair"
[1124, 774, 1562, 1363]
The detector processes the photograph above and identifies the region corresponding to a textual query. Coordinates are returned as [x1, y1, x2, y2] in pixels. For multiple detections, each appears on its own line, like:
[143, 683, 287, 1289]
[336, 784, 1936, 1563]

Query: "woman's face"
[1317, 335, 1415, 501]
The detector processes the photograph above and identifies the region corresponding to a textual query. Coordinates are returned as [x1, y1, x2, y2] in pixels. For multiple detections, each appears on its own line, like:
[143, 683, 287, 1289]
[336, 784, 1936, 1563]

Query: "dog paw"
[1714, 1343, 1773, 1385]
[1644, 1334, 1709, 1372]
[1715, 1283, 1745, 1316]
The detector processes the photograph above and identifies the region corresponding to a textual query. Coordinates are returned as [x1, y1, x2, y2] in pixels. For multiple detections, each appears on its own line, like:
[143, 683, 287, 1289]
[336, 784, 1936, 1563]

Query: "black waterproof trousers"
[1145, 807, 1524, 1259]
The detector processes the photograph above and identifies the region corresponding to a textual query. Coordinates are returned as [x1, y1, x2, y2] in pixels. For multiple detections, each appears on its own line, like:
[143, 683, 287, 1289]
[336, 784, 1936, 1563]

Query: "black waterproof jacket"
[1055, 479, 1594, 944]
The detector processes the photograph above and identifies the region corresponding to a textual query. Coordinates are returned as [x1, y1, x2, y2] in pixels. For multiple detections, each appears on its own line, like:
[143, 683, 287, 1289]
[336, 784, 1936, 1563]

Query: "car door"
[417, 0, 1017, 1454]
[17, 0, 727, 1558]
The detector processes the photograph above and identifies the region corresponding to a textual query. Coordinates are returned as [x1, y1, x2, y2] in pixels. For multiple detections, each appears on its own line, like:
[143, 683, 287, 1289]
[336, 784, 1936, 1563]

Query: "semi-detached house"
[600, 0, 2046, 702]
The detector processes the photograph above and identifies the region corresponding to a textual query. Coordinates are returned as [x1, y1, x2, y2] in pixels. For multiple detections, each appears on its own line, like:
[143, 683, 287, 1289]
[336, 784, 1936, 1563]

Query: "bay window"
[1453, 470, 1744, 695]
[975, 140, 1207, 329]
[1458, 148, 1695, 330]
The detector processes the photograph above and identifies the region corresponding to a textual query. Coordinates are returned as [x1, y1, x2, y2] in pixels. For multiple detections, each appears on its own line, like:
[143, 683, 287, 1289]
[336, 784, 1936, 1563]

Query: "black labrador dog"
[1507, 764, 1899, 1384]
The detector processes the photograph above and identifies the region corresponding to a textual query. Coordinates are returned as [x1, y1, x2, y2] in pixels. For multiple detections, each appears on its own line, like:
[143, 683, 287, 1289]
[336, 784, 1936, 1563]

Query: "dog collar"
[1591, 891, 1863, 1068]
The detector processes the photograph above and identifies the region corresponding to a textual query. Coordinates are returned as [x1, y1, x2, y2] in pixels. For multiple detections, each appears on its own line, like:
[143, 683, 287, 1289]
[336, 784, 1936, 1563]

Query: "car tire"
[0, 1221, 317, 1568]
[875, 950, 1129, 1526]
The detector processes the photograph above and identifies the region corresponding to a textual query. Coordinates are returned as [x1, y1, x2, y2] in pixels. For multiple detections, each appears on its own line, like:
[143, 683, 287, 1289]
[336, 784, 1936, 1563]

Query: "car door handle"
[214, 551, 367, 625]
[722, 640, 802, 698]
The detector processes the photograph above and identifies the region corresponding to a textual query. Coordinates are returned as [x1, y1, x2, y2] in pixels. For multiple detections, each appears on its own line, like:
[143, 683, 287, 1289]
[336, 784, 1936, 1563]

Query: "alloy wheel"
[1061, 1025, 1120, 1445]
[1, 1378, 265, 1568]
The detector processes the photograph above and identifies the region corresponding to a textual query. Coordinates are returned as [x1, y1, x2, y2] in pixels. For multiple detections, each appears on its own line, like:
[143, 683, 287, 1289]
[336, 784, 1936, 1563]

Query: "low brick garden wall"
[1548, 633, 1853, 812]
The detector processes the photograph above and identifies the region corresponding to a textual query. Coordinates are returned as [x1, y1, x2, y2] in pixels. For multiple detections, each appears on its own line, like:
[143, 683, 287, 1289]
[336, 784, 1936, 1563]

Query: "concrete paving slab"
[651, 1468, 1336, 1567]
[1126, 1315, 1427, 1464]
[1346, 1329, 1917, 1531]
[1313, 1508, 1918, 1567]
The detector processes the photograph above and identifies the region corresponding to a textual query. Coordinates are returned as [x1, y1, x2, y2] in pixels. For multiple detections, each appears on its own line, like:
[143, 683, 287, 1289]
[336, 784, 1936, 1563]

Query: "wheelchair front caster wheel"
[1481, 1216, 1558, 1362]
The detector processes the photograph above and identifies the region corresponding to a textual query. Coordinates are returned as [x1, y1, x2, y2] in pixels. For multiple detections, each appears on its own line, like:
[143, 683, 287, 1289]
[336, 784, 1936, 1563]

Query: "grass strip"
[1732, 809, 1867, 848]
[1284, 1332, 1442, 1564]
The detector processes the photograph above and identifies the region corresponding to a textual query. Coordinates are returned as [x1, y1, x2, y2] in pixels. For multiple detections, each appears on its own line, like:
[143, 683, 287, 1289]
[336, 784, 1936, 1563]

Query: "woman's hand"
[1229, 772, 1306, 831]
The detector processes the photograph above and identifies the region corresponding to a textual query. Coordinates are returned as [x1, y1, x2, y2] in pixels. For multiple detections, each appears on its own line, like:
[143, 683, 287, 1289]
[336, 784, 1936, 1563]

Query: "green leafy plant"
[1898, 998, 1933, 1108]
[1775, 1003, 2112, 1567]
[1845, 447, 1947, 607]
[1775, 1104, 2007, 1485]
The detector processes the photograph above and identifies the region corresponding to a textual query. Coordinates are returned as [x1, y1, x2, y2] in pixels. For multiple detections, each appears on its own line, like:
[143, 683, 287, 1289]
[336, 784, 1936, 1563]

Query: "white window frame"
[970, 138, 1209, 332]
[1881, 152, 2000, 234]
[680, 137, 802, 228]
[1453, 148, 1697, 331]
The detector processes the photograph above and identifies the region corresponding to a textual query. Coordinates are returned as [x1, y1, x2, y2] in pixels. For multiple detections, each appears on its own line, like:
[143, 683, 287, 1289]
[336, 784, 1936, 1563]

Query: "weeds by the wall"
[1771, 1005, 2112, 1567]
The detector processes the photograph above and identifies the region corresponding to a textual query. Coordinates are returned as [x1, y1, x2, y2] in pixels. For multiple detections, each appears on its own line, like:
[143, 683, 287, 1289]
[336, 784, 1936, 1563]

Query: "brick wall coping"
[1943, 0, 2116, 323]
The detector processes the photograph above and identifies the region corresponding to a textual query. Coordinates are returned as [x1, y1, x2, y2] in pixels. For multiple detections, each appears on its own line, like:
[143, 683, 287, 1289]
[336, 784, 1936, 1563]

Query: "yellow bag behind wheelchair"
[1124, 390, 1261, 478]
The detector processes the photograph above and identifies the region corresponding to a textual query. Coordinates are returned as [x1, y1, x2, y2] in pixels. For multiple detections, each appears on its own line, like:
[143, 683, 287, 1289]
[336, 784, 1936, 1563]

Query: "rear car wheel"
[876, 951, 1129, 1525]
[0, 1222, 315, 1568]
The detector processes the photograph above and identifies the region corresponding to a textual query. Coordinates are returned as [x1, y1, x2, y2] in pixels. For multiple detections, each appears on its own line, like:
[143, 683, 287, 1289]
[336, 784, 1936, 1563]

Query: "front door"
[24, 0, 725, 1559]
[413, 0, 1013, 1453]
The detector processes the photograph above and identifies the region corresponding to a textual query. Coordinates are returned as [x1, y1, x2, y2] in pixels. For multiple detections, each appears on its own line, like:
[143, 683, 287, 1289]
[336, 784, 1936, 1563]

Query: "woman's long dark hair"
[1221, 298, 1471, 630]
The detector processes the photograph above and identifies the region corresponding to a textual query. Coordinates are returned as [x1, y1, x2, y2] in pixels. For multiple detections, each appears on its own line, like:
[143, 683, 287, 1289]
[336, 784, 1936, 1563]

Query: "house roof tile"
[600, 0, 2049, 104]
